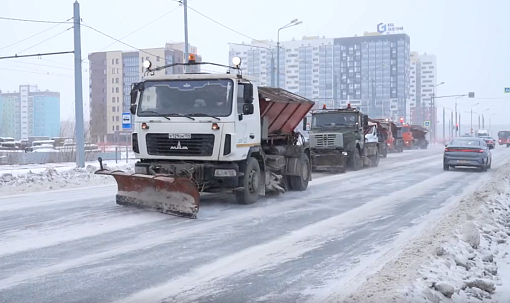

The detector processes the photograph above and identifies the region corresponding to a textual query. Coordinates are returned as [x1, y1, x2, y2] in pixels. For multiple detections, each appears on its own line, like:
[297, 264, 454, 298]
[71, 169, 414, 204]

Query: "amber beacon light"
[188, 54, 196, 63]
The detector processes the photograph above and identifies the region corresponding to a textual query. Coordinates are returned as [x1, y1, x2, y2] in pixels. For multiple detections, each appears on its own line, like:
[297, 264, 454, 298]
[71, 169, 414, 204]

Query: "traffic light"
[468, 92, 475, 98]
[322, 104, 327, 109]
[455, 123, 459, 131]
[400, 117, 404, 123]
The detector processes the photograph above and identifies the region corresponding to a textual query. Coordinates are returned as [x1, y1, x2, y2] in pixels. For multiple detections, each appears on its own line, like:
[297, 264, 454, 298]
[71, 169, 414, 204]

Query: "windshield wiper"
[188, 113, 221, 121]
[167, 113, 195, 121]
[139, 111, 171, 120]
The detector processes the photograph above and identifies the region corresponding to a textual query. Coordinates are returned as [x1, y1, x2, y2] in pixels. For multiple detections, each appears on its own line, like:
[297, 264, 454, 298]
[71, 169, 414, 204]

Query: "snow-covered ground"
[340, 152, 510, 303]
[1, 146, 510, 303]
[0, 159, 136, 194]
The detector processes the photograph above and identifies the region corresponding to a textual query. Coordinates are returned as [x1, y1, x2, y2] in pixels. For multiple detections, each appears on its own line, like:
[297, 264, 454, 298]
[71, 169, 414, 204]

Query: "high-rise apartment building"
[88, 42, 202, 143]
[228, 33, 410, 120]
[408, 52, 437, 126]
[0, 85, 60, 140]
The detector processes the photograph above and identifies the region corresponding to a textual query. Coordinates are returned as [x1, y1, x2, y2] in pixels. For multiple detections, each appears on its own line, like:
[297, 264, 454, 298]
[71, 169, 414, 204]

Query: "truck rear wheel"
[351, 148, 362, 171]
[290, 153, 310, 191]
[369, 149, 380, 167]
[235, 157, 260, 205]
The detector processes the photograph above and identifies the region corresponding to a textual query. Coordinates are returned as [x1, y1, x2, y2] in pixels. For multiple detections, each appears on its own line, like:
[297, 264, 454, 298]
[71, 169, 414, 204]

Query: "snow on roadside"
[0, 161, 135, 195]
[340, 162, 510, 303]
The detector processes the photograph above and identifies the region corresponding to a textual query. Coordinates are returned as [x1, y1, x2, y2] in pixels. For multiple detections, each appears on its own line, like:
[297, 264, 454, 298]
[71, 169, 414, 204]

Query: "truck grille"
[315, 134, 337, 147]
[146, 133, 214, 156]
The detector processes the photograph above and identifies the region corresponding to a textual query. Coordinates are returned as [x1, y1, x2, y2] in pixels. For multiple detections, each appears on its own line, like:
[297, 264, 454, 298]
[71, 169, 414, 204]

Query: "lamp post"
[470, 103, 479, 134]
[431, 82, 445, 143]
[276, 19, 302, 88]
[481, 109, 489, 129]
[229, 42, 275, 87]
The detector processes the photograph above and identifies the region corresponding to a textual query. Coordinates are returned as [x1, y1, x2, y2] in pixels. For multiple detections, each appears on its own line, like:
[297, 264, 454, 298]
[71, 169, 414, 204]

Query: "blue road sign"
[122, 112, 132, 129]
[424, 120, 431, 127]
[505, 87, 510, 93]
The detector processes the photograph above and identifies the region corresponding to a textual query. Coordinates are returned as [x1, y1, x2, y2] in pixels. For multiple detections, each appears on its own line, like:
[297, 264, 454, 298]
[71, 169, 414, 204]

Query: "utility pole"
[470, 108, 473, 134]
[271, 54, 275, 87]
[454, 98, 458, 137]
[183, 0, 189, 72]
[276, 40, 280, 88]
[459, 113, 461, 134]
[73, 1, 85, 168]
[442, 107, 445, 142]
[450, 111, 453, 139]
[478, 115, 481, 129]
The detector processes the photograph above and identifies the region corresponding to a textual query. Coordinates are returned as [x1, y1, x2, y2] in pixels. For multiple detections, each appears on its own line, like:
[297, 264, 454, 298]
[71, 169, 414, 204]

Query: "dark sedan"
[479, 136, 495, 149]
[443, 137, 492, 172]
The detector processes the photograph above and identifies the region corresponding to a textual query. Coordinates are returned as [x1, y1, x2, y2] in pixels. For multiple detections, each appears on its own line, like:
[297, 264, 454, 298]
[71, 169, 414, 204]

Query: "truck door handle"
[249, 135, 255, 139]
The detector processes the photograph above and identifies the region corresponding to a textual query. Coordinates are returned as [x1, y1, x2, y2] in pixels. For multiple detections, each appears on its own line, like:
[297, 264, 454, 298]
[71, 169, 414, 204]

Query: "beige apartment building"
[88, 42, 202, 144]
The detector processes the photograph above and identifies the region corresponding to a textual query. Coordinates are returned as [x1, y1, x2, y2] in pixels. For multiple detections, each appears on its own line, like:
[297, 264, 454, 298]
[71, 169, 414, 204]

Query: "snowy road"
[1, 147, 510, 303]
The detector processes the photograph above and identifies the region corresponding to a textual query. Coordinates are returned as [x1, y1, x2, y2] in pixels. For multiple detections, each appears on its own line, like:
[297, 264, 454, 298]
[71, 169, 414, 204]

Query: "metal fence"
[0, 147, 136, 166]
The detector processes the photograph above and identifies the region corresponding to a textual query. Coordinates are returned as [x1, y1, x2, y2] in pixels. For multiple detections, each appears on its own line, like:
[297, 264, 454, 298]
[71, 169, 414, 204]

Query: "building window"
[112, 116, 115, 121]
[116, 87, 119, 93]
[116, 116, 120, 121]
[116, 78, 119, 83]
[112, 107, 116, 112]
[116, 59, 119, 64]
[116, 125, 119, 131]
[112, 97, 115, 102]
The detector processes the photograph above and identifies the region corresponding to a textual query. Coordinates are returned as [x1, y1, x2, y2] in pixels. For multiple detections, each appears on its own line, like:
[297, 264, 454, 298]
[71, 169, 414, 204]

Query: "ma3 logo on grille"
[170, 141, 188, 150]
[168, 133, 191, 139]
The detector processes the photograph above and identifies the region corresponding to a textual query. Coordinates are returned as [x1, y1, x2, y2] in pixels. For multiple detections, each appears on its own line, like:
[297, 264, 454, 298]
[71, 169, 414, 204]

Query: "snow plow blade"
[95, 158, 200, 219]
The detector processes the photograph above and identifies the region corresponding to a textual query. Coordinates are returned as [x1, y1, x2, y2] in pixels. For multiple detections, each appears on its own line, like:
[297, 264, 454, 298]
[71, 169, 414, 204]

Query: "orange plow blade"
[95, 168, 200, 219]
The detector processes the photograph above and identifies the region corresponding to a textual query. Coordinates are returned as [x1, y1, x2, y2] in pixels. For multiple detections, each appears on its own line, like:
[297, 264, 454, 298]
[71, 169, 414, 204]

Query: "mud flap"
[95, 159, 200, 219]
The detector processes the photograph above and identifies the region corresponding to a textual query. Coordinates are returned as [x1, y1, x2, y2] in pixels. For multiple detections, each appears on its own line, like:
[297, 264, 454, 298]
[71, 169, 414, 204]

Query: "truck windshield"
[401, 127, 409, 133]
[312, 112, 358, 128]
[138, 79, 234, 117]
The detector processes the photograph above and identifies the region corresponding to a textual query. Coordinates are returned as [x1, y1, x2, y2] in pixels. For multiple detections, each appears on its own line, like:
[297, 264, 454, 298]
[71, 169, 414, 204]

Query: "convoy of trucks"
[94, 55, 436, 219]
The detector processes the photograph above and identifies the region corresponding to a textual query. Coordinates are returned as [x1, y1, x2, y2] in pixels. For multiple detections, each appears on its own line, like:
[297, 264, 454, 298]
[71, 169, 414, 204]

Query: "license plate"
[457, 160, 469, 164]
[168, 133, 191, 139]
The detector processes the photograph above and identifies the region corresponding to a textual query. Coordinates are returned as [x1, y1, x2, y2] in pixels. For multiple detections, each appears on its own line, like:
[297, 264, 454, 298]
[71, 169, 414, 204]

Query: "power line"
[17, 27, 72, 54]
[186, 5, 273, 48]
[1, 59, 74, 70]
[94, 6, 182, 53]
[80, 23, 170, 62]
[0, 17, 72, 52]
[0, 51, 74, 60]
[0, 16, 72, 24]
[0, 67, 74, 78]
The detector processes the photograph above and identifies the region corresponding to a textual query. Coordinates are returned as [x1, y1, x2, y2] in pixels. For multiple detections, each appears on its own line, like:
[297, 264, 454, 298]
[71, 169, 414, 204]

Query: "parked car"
[443, 137, 492, 172]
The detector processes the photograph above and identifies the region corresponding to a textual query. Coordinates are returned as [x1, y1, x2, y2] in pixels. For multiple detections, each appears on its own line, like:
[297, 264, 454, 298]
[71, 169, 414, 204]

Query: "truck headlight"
[342, 152, 348, 156]
[214, 169, 236, 177]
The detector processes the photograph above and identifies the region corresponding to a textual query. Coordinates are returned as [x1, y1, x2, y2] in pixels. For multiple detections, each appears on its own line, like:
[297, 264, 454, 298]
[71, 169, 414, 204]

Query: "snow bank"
[342, 161, 510, 303]
[0, 162, 134, 195]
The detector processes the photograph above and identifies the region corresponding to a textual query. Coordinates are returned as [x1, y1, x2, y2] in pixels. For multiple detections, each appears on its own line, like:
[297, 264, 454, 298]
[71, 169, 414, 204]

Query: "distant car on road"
[478, 136, 495, 149]
[443, 137, 492, 172]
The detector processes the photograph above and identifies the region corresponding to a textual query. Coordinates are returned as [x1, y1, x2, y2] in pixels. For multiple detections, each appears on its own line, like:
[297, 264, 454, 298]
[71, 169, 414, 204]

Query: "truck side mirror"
[303, 117, 308, 131]
[243, 84, 254, 104]
[363, 114, 369, 127]
[130, 104, 137, 115]
[243, 103, 254, 115]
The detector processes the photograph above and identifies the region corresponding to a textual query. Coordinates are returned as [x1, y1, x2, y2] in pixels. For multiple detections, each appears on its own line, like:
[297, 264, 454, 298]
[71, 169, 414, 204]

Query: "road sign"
[505, 87, 510, 93]
[424, 120, 431, 127]
[122, 113, 132, 129]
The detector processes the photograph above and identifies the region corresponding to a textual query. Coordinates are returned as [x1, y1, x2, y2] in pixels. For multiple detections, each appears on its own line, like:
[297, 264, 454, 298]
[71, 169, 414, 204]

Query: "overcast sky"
[2, 0, 509, 128]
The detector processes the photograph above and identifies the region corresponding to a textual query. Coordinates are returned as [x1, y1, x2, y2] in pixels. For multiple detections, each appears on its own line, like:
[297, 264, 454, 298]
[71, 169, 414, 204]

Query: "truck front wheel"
[235, 157, 260, 205]
[351, 148, 362, 171]
[290, 153, 310, 191]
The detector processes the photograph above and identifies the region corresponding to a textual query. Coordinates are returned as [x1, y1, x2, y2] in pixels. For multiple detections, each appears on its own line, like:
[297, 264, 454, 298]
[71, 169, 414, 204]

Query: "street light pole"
[470, 103, 479, 134]
[276, 19, 302, 88]
[431, 82, 445, 144]
[228, 43, 275, 86]
[481, 109, 489, 129]
[183, 0, 189, 72]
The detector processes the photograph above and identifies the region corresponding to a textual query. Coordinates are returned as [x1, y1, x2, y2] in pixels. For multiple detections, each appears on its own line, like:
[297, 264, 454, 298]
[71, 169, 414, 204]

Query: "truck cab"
[306, 104, 380, 173]
[123, 56, 313, 209]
